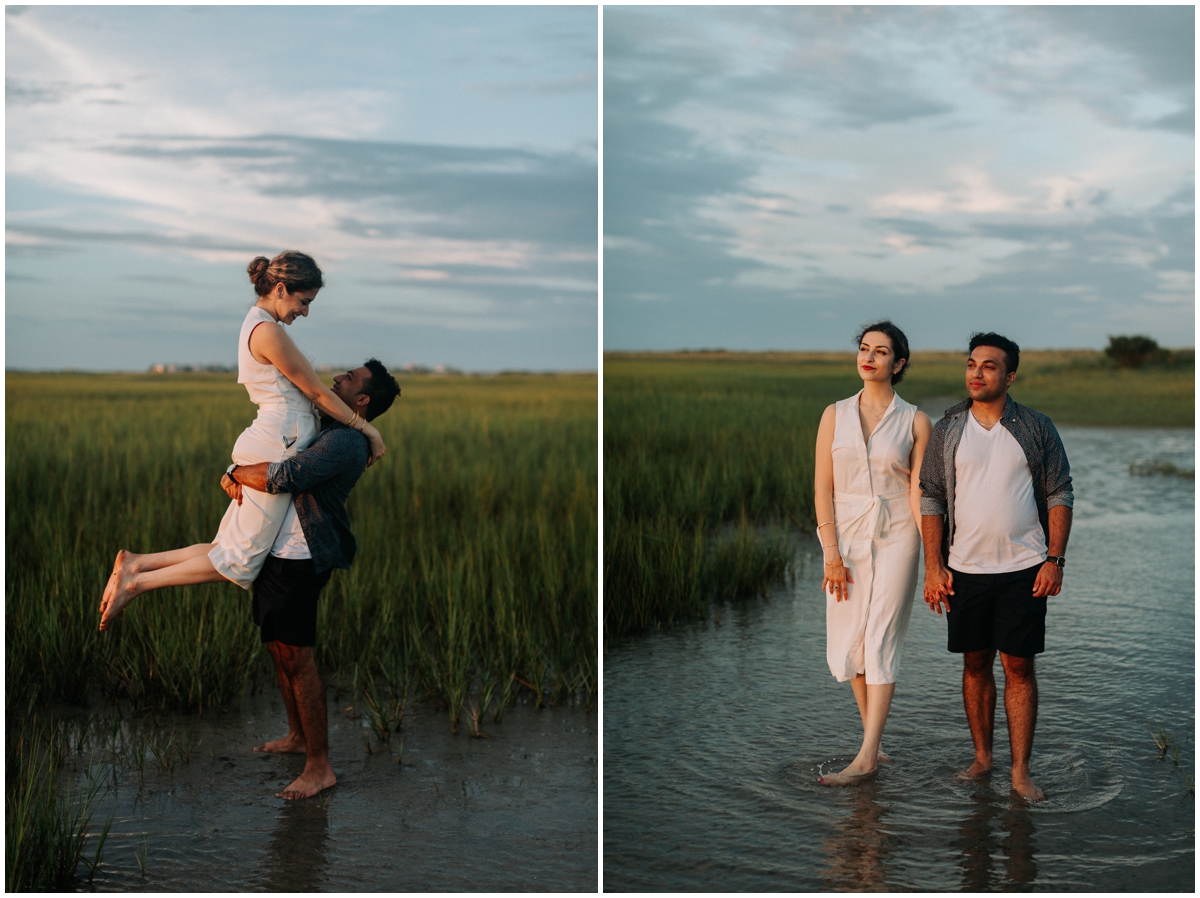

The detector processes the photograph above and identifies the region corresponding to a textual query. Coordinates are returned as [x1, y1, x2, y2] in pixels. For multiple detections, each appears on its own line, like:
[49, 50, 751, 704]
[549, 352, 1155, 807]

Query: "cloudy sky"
[7, 5, 597, 371]
[604, 6, 1194, 353]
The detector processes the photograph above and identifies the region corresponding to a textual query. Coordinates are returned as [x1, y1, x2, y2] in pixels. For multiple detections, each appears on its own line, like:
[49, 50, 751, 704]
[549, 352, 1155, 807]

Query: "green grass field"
[603, 350, 1193, 639]
[6, 371, 597, 721]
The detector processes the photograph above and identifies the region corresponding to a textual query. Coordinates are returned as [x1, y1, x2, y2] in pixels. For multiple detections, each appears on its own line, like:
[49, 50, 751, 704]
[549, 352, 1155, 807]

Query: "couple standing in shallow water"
[815, 321, 1073, 803]
[98, 251, 401, 799]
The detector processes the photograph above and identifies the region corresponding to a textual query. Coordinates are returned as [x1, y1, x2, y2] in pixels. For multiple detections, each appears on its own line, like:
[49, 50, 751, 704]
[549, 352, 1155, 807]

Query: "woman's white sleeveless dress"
[207, 306, 320, 589]
[825, 390, 920, 684]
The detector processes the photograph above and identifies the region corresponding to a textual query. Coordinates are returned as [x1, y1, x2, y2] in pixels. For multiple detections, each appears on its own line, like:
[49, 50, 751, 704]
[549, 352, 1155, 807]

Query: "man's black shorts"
[946, 563, 1046, 657]
[251, 555, 332, 648]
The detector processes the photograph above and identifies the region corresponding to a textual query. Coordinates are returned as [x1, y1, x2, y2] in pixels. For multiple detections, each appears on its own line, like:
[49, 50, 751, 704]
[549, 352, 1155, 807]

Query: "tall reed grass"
[5, 703, 111, 891]
[603, 351, 1193, 640]
[6, 372, 597, 723]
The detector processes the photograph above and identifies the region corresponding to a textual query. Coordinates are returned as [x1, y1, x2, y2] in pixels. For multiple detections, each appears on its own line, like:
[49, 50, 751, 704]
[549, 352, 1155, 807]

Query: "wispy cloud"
[604, 5, 1193, 352]
[6, 5, 597, 371]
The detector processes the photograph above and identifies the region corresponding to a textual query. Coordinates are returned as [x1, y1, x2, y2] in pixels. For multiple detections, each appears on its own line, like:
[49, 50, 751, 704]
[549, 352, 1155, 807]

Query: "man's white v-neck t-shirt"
[948, 410, 1047, 574]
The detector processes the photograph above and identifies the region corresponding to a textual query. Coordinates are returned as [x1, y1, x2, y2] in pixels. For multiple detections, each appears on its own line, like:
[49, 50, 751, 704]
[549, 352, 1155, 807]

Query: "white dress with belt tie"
[207, 306, 321, 590]
[825, 390, 920, 685]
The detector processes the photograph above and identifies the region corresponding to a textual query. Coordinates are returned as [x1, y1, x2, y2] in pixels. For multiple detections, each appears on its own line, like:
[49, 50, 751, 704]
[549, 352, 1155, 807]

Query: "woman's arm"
[908, 410, 932, 525]
[814, 404, 851, 600]
[248, 321, 386, 464]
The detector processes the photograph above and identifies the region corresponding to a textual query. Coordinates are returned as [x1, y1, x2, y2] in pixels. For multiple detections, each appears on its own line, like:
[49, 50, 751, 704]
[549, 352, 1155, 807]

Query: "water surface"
[65, 693, 596, 891]
[604, 427, 1194, 891]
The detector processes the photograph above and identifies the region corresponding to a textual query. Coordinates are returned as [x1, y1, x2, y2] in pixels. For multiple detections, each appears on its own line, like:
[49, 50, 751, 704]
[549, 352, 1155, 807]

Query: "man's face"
[332, 366, 371, 413]
[965, 345, 1015, 402]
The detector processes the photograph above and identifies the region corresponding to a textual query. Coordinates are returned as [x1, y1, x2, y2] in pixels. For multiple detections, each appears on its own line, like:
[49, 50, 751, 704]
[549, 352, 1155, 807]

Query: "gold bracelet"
[348, 411, 359, 429]
[817, 521, 835, 529]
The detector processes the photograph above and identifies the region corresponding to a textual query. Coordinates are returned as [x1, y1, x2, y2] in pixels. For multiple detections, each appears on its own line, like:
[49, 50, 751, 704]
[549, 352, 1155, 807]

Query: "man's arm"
[220, 463, 269, 504]
[1032, 505, 1072, 598]
[266, 430, 367, 496]
[219, 430, 367, 504]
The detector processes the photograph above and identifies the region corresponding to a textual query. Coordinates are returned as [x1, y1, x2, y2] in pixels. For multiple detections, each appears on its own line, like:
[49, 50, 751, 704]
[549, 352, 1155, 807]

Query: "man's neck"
[970, 394, 1008, 428]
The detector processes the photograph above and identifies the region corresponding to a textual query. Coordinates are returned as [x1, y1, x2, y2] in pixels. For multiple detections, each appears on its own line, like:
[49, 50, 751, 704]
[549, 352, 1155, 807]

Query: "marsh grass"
[5, 711, 111, 891]
[7, 371, 596, 715]
[1130, 460, 1194, 479]
[604, 351, 1193, 639]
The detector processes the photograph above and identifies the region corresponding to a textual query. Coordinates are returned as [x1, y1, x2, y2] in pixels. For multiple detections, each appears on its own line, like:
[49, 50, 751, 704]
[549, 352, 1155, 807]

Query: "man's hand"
[1031, 561, 1063, 597]
[221, 473, 244, 506]
[924, 562, 954, 615]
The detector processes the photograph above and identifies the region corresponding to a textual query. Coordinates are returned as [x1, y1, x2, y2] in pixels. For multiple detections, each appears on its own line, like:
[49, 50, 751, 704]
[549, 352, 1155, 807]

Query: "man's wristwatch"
[1045, 555, 1066, 568]
[225, 463, 239, 482]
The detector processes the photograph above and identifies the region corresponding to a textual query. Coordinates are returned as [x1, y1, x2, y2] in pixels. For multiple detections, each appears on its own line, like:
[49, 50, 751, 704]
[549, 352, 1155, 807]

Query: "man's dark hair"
[855, 319, 911, 384]
[968, 332, 1020, 374]
[361, 358, 400, 421]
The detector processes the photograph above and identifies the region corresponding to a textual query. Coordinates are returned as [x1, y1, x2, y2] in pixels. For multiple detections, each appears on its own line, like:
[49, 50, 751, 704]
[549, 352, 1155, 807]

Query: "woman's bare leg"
[114, 544, 215, 576]
[99, 553, 229, 631]
[849, 675, 891, 763]
[101, 544, 216, 619]
[819, 682, 896, 786]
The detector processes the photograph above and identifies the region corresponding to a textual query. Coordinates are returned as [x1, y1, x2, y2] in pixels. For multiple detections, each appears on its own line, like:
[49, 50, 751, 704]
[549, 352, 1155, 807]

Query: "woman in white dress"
[98, 252, 386, 630]
[813, 321, 931, 785]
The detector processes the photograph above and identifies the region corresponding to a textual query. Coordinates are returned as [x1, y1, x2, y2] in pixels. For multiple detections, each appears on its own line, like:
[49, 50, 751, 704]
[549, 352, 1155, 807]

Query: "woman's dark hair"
[248, 251, 324, 296]
[968, 331, 1020, 373]
[855, 320, 910, 384]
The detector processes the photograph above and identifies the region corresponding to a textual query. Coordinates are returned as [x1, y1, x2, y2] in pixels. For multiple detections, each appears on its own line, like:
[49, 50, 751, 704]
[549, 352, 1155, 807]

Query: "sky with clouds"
[7, 5, 597, 371]
[604, 5, 1194, 353]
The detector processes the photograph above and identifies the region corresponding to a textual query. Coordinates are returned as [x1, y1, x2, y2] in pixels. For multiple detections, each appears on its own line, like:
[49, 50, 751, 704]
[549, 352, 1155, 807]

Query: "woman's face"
[857, 331, 901, 384]
[270, 285, 319, 325]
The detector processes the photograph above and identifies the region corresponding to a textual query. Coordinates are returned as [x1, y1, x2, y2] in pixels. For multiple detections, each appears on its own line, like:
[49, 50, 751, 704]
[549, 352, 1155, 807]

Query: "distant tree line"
[1104, 336, 1192, 370]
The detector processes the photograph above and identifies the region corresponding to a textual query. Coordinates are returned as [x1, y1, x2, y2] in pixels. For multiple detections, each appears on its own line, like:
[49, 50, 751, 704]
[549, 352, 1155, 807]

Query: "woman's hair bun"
[247, 256, 271, 290]
[248, 251, 324, 297]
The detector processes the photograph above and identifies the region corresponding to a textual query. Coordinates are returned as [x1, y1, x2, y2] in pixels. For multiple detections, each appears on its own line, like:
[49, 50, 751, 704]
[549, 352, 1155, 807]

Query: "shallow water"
[604, 427, 1194, 891]
[61, 692, 596, 891]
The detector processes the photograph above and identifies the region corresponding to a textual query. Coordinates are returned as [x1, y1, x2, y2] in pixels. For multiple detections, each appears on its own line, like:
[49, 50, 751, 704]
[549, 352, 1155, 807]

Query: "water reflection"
[821, 781, 891, 891]
[953, 789, 1037, 891]
[259, 799, 331, 891]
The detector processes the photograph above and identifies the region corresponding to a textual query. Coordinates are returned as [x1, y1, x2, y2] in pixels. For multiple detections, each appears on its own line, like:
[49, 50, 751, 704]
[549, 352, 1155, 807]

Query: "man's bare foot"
[99, 566, 140, 631]
[276, 768, 336, 800]
[951, 759, 992, 783]
[818, 759, 878, 786]
[1011, 770, 1045, 802]
[254, 735, 306, 754]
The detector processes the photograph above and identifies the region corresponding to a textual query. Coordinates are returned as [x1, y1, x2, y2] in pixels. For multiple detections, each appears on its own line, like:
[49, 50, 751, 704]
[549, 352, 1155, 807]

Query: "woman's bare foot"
[113, 548, 144, 577]
[254, 735, 306, 754]
[276, 767, 336, 800]
[1011, 770, 1045, 802]
[99, 549, 133, 618]
[818, 759, 878, 786]
[99, 566, 140, 631]
[877, 749, 893, 764]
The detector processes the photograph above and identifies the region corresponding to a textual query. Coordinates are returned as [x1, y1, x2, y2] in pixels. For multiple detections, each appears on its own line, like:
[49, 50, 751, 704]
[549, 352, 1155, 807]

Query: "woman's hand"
[221, 474, 244, 506]
[822, 559, 853, 602]
[360, 420, 385, 467]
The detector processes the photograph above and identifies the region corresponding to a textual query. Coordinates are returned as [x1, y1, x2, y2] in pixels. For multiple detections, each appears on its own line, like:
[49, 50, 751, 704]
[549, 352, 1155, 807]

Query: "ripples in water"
[605, 427, 1193, 891]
